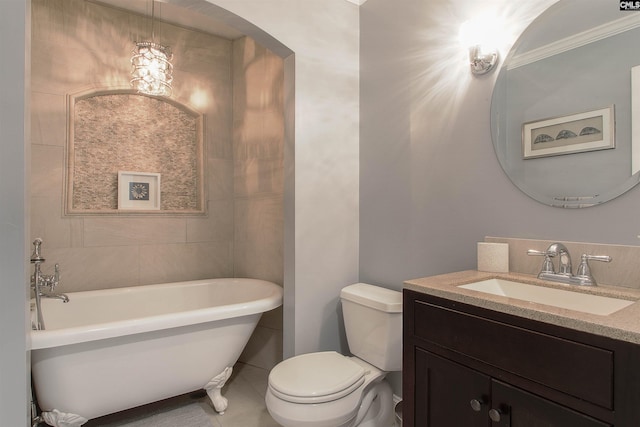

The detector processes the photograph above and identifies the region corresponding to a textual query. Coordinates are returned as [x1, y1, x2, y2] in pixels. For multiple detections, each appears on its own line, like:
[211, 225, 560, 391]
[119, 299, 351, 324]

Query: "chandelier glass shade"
[130, 0, 173, 97]
[131, 41, 173, 97]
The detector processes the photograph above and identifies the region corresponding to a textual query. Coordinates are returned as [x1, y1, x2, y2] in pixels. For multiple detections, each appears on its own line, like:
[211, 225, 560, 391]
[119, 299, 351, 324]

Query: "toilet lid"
[268, 351, 366, 404]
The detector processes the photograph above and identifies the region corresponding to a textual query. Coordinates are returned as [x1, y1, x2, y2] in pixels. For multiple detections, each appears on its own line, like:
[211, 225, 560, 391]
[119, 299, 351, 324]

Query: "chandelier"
[130, 1, 173, 97]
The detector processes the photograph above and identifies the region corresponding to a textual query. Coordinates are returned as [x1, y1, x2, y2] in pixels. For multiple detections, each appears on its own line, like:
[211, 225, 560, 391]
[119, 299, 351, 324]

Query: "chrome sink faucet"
[527, 242, 611, 286]
[30, 238, 68, 330]
[547, 242, 573, 276]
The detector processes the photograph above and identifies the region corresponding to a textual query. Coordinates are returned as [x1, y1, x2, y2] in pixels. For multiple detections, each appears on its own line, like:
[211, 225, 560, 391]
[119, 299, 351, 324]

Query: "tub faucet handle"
[48, 263, 61, 291]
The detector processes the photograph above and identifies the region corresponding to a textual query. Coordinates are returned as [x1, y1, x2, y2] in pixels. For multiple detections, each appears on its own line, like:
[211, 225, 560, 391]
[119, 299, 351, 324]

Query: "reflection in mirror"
[65, 89, 205, 215]
[491, 0, 640, 207]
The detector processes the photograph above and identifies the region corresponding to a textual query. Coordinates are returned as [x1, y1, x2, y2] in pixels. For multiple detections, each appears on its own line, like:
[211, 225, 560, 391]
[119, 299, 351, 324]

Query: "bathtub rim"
[30, 278, 283, 350]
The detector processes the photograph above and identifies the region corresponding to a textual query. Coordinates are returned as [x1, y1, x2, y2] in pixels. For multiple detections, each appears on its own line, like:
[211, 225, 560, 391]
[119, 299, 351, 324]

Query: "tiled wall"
[31, 0, 234, 289]
[233, 37, 284, 369]
[486, 236, 640, 290]
[31, 0, 283, 369]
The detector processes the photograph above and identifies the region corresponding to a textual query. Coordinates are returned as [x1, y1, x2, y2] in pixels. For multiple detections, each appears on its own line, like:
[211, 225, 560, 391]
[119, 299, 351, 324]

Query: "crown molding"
[508, 14, 640, 70]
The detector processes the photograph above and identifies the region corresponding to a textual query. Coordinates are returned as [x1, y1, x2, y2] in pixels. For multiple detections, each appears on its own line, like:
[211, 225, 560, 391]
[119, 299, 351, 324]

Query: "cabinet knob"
[489, 408, 502, 422]
[470, 399, 484, 412]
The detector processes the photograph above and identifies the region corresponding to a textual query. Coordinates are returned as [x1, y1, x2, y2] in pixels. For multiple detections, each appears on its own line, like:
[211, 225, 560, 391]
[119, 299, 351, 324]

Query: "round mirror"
[491, 0, 640, 208]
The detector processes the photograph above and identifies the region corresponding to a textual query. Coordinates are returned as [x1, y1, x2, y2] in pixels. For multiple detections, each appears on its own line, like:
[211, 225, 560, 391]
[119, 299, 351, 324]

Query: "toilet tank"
[340, 283, 402, 371]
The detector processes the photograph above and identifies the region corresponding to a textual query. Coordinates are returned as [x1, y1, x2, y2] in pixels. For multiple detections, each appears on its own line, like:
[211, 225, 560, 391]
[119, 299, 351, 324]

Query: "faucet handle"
[50, 263, 60, 290]
[581, 254, 612, 263]
[575, 254, 612, 286]
[527, 249, 555, 274]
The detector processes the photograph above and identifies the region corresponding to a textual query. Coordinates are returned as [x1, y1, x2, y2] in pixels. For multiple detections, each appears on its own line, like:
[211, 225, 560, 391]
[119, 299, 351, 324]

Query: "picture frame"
[522, 106, 614, 159]
[117, 171, 161, 210]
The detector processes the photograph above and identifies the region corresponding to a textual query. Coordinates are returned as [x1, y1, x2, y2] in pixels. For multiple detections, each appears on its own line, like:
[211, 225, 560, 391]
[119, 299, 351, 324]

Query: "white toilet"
[265, 283, 402, 427]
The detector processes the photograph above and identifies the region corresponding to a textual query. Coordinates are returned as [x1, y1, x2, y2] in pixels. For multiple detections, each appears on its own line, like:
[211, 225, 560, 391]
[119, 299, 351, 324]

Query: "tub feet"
[40, 409, 88, 427]
[204, 366, 233, 414]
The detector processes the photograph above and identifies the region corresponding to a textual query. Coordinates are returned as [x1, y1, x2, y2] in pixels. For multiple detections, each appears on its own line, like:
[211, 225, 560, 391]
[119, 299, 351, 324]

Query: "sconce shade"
[131, 41, 173, 97]
[469, 45, 498, 75]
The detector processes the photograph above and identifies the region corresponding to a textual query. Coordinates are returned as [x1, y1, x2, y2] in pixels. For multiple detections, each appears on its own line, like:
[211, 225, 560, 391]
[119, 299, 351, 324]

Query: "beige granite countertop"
[404, 270, 640, 345]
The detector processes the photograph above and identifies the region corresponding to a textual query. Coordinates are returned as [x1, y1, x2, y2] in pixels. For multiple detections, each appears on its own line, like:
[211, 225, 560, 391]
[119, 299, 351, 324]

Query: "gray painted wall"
[360, 0, 640, 290]
[0, 1, 29, 426]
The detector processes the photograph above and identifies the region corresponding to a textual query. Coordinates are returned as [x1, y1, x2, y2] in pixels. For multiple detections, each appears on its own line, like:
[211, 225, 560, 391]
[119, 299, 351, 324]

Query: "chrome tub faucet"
[30, 238, 68, 330]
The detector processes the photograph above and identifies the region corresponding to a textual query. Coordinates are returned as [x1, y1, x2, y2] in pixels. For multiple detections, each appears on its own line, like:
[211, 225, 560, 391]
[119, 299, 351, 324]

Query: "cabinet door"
[491, 380, 612, 427]
[415, 349, 490, 427]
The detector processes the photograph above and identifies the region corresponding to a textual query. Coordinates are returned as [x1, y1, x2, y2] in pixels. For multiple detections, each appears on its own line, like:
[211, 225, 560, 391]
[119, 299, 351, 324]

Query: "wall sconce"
[468, 45, 499, 75]
[459, 16, 500, 75]
[130, 0, 174, 97]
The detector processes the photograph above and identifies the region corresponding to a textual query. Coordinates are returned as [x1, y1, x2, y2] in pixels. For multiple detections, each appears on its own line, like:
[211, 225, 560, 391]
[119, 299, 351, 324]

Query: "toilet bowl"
[265, 283, 402, 427]
[266, 352, 393, 427]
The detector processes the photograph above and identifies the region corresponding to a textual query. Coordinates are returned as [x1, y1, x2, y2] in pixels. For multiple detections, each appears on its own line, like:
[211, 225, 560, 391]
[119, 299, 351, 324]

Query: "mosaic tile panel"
[70, 92, 203, 212]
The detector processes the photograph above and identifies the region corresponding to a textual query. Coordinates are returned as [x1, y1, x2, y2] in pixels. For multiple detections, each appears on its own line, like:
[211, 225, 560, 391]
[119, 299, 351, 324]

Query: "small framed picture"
[118, 171, 161, 210]
[522, 106, 615, 159]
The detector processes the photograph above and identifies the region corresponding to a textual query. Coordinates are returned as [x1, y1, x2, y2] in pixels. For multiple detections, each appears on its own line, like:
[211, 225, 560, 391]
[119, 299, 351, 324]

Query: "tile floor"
[84, 363, 281, 427]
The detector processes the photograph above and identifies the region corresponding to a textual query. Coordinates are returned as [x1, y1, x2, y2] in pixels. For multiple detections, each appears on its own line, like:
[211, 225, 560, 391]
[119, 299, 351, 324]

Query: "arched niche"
[65, 89, 205, 215]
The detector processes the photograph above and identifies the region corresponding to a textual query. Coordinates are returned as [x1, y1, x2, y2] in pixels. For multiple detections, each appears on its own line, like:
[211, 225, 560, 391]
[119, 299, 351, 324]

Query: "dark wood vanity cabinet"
[403, 289, 640, 427]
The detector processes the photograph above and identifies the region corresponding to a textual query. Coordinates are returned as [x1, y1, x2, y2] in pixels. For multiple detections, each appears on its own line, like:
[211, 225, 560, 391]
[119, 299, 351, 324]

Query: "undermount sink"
[458, 278, 635, 316]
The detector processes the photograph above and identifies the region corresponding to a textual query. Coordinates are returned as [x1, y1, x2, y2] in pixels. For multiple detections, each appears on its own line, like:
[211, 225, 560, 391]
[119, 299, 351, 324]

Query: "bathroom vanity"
[403, 271, 640, 427]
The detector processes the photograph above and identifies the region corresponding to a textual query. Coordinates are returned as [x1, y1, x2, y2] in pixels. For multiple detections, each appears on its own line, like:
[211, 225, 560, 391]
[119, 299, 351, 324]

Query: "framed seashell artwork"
[522, 105, 614, 159]
[117, 171, 161, 210]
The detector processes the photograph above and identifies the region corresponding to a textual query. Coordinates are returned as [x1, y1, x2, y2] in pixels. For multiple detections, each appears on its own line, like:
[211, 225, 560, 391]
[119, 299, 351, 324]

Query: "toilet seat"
[268, 351, 366, 404]
[266, 353, 389, 427]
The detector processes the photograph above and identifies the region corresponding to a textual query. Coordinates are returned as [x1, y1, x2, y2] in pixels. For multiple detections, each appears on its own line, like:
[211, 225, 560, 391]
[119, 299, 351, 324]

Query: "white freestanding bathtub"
[30, 278, 283, 427]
